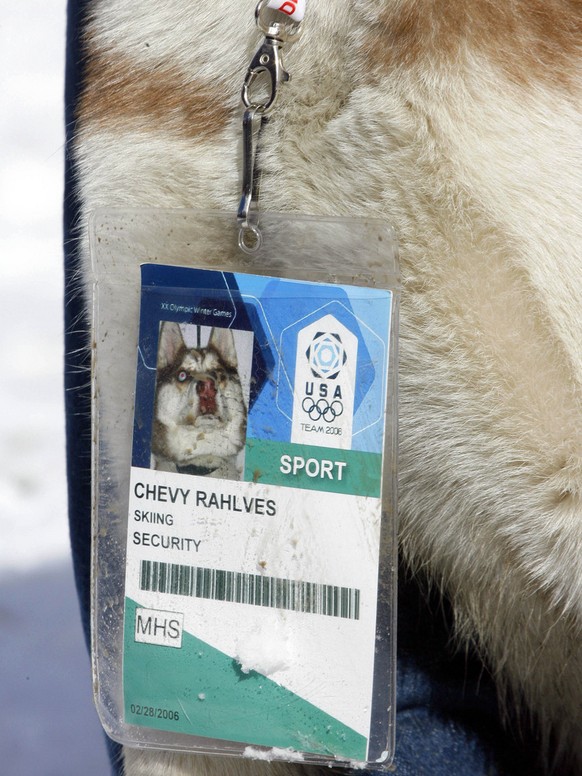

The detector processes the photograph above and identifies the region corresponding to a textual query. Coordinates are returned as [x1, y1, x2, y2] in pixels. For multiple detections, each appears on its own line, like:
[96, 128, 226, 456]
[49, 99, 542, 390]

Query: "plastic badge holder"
[90, 209, 399, 769]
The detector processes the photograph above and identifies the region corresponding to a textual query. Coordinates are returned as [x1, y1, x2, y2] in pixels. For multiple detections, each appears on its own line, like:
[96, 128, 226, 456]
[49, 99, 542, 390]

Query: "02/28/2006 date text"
[130, 704, 180, 721]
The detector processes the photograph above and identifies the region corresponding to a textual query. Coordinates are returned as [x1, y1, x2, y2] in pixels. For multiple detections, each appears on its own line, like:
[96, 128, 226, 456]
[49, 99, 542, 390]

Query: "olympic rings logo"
[301, 396, 344, 422]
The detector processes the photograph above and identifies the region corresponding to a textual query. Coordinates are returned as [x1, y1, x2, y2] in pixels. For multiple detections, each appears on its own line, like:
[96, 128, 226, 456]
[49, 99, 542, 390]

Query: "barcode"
[139, 560, 360, 620]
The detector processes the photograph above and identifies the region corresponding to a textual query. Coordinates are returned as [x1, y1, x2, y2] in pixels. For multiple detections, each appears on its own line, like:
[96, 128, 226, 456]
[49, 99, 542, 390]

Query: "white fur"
[76, 1, 582, 773]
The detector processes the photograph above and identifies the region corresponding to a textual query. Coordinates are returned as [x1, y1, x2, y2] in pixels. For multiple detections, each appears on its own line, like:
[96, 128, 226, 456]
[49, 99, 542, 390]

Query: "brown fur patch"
[365, 0, 582, 88]
[78, 45, 233, 138]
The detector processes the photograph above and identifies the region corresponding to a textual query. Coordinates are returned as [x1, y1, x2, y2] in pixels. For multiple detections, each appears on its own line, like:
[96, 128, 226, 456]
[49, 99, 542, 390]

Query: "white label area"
[135, 608, 184, 648]
[291, 314, 357, 449]
[266, 0, 305, 23]
[125, 466, 382, 738]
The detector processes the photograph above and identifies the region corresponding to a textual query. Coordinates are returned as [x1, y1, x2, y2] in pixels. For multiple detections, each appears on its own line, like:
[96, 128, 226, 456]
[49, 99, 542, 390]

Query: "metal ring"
[238, 222, 263, 254]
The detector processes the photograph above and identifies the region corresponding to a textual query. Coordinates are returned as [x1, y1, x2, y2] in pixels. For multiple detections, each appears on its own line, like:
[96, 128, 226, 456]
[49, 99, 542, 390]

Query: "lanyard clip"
[237, 0, 303, 252]
[242, 36, 289, 115]
[237, 106, 264, 227]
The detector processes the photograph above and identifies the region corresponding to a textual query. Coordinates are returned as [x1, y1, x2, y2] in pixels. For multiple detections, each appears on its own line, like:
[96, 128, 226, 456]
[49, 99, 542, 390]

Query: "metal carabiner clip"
[241, 36, 290, 115]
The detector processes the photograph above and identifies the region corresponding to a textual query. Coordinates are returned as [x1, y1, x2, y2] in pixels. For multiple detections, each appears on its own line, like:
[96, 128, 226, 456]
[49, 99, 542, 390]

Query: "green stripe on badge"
[123, 598, 368, 761]
[244, 439, 381, 498]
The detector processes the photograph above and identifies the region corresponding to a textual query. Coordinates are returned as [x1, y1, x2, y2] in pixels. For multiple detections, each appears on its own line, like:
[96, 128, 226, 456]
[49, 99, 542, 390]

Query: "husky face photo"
[152, 322, 248, 479]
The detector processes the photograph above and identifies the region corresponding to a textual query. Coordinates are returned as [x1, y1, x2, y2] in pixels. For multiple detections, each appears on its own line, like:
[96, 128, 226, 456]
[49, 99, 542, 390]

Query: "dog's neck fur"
[76, 2, 582, 774]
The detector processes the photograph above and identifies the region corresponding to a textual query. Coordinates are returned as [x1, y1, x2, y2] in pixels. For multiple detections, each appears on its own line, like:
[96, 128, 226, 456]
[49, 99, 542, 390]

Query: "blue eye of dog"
[177, 370, 188, 382]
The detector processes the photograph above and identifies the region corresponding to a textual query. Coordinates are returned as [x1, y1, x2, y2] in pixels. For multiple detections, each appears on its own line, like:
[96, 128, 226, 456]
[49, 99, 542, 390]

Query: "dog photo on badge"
[151, 322, 251, 480]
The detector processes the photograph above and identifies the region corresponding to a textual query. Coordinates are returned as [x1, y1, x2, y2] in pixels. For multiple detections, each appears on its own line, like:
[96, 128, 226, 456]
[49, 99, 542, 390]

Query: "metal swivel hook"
[241, 36, 290, 115]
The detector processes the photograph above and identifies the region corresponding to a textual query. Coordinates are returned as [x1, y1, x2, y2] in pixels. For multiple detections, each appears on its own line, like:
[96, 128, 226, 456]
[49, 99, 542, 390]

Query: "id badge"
[90, 209, 399, 769]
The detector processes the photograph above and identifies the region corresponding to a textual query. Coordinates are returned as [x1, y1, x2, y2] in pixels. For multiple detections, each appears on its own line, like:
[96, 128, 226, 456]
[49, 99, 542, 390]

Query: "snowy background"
[1, 2, 112, 772]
